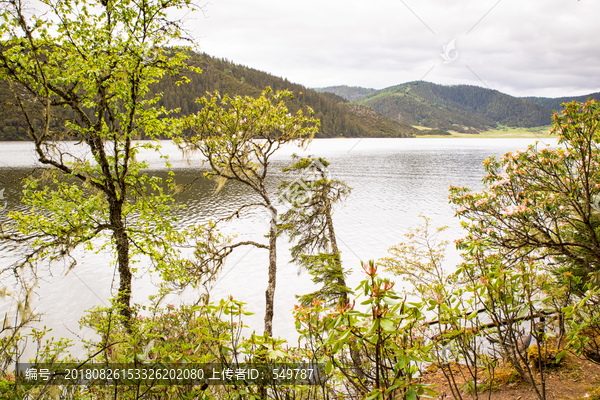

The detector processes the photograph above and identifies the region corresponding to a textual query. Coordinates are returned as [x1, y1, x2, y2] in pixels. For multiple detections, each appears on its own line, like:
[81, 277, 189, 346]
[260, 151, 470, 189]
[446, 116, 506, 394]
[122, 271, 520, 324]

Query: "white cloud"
[189, 0, 600, 97]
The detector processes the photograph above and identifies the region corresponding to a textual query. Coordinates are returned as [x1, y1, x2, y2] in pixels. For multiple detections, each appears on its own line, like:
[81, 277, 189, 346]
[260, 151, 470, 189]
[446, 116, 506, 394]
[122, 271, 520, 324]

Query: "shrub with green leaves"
[294, 260, 435, 400]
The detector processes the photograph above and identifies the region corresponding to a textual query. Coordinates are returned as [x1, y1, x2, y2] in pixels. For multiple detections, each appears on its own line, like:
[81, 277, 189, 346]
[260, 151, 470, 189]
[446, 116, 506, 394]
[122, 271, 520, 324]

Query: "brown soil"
[421, 353, 600, 400]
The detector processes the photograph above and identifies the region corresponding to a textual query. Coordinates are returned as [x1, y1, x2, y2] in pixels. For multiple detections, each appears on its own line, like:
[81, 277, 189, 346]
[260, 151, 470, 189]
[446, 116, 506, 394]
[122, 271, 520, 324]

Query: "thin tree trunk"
[326, 199, 366, 388]
[264, 206, 278, 336]
[110, 200, 132, 327]
[115, 228, 132, 322]
[325, 201, 348, 304]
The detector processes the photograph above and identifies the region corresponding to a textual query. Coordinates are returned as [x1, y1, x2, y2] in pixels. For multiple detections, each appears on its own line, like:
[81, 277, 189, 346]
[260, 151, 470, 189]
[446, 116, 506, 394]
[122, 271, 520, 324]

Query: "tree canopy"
[0, 0, 200, 322]
[450, 100, 600, 292]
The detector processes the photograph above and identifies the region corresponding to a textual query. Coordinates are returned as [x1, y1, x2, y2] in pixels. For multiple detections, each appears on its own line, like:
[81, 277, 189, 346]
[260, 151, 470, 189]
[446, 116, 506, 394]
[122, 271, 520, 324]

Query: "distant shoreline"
[0, 134, 557, 143]
[414, 132, 555, 139]
[412, 124, 555, 139]
[0, 127, 557, 144]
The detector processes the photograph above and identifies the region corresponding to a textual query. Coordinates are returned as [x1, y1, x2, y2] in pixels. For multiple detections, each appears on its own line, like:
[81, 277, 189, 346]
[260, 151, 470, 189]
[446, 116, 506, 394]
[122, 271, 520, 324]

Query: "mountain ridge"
[316, 82, 600, 132]
[523, 93, 600, 112]
[3, 51, 598, 141]
[0, 52, 416, 141]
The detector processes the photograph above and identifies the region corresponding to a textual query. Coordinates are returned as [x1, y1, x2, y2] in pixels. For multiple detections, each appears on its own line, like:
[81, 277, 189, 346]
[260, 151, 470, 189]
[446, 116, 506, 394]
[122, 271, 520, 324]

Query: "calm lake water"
[0, 137, 558, 355]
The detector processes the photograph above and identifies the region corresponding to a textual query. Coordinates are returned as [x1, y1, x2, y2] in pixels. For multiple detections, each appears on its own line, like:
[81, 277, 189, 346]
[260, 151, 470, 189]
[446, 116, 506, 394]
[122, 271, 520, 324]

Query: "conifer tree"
[278, 155, 353, 306]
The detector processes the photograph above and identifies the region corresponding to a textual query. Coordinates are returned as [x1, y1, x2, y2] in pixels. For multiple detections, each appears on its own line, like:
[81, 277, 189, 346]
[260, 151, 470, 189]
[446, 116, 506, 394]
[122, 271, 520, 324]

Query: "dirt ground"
[420, 352, 600, 400]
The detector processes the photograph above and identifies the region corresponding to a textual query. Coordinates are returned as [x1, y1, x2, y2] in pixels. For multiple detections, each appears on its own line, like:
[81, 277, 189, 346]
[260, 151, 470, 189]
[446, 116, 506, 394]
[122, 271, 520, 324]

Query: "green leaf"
[397, 355, 406, 368]
[516, 306, 530, 319]
[382, 297, 400, 306]
[380, 318, 396, 332]
[365, 392, 382, 400]
[338, 330, 351, 341]
[467, 309, 479, 320]
[325, 360, 333, 374]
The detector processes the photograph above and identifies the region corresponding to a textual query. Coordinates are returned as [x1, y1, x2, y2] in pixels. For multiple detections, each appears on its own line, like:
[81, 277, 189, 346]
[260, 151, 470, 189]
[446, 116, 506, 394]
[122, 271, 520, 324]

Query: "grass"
[414, 125, 556, 138]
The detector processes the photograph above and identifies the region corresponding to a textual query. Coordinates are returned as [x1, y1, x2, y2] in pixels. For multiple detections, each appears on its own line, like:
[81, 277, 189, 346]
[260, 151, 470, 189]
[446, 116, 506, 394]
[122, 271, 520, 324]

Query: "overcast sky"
[186, 0, 599, 98]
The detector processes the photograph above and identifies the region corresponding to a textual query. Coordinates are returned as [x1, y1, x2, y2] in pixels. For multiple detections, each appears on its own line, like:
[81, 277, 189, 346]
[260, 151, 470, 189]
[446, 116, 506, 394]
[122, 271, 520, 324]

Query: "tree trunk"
[326, 200, 366, 386]
[110, 199, 132, 327]
[264, 205, 278, 336]
[325, 201, 348, 304]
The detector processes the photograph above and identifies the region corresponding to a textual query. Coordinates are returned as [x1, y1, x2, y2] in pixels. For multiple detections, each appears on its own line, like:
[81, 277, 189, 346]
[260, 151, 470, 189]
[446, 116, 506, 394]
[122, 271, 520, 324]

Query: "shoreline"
[0, 129, 557, 144]
[413, 133, 555, 138]
[413, 124, 555, 139]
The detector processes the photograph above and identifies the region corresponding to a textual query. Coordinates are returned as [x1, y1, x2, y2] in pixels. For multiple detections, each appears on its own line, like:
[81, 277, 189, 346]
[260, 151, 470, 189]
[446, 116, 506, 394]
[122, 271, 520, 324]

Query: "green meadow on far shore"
[413, 125, 555, 138]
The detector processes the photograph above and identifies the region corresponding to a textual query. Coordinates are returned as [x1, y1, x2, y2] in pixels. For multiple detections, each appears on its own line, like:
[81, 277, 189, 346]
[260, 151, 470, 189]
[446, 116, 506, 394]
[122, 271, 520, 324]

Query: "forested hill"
[318, 82, 600, 133]
[357, 82, 551, 132]
[0, 51, 417, 141]
[314, 85, 377, 102]
[151, 53, 417, 138]
[523, 92, 600, 113]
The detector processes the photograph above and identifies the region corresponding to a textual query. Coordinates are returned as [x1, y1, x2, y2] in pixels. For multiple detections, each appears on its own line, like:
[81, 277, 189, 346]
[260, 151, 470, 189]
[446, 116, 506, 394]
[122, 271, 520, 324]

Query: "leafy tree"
[0, 0, 199, 324]
[455, 241, 551, 400]
[175, 89, 319, 336]
[277, 155, 352, 306]
[380, 216, 493, 399]
[449, 100, 600, 293]
[76, 296, 252, 399]
[446, 101, 600, 398]
[379, 215, 450, 298]
[562, 285, 600, 365]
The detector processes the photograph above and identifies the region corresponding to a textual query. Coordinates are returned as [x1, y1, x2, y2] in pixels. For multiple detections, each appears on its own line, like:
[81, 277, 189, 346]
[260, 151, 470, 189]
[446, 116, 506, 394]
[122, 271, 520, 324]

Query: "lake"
[0, 137, 558, 355]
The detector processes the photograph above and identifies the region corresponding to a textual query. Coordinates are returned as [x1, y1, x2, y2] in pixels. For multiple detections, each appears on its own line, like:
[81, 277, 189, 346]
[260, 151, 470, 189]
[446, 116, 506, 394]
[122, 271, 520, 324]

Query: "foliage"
[0, 50, 415, 141]
[15, 296, 331, 400]
[0, 0, 201, 323]
[71, 296, 253, 399]
[151, 53, 413, 138]
[380, 216, 556, 399]
[181, 88, 318, 189]
[359, 89, 489, 132]
[314, 85, 377, 102]
[341, 104, 419, 137]
[278, 155, 353, 306]
[0, 282, 42, 399]
[0, 285, 35, 370]
[380, 215, 450, 298]
[562, 286, 600, 364]
[525, 92, 600, 113]
[3, 326, 75, 400]
[449, 100, 600, 293]
[414, 129, 452, 136]
[294, 252, 353, 307]
[175, 88, 319, 336]
[294, 261, 435, 400]
[455, 240, 550, 399]
[443, 99, 600, 399]
[380, 216, 488, 399]
[319, 82, 600, 132]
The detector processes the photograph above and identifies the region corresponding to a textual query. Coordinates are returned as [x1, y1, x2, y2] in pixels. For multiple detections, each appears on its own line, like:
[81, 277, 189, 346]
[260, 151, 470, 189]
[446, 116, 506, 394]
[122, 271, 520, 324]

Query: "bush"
[294, 260, 436, 400]
[527, 345, 563, 370]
